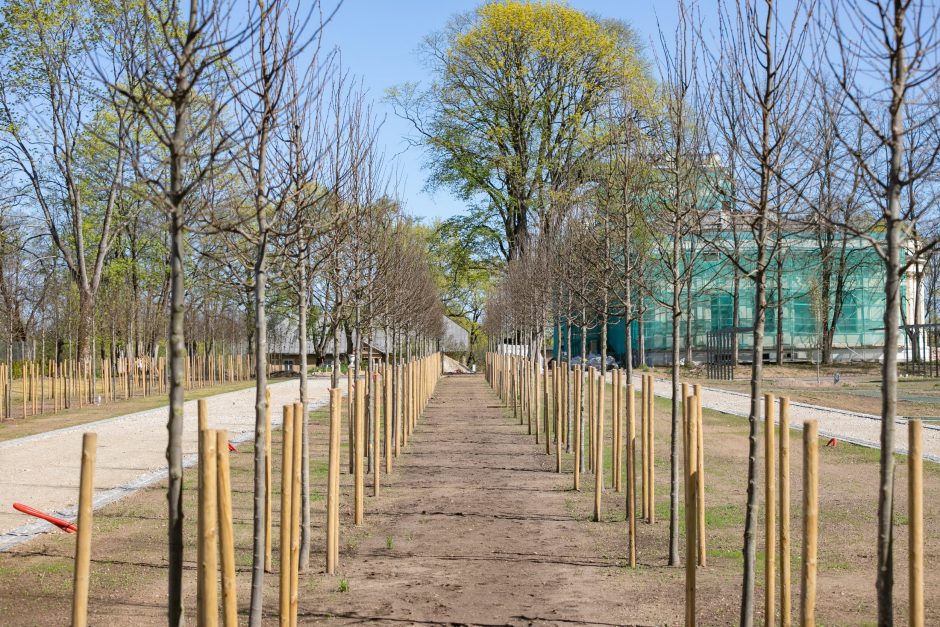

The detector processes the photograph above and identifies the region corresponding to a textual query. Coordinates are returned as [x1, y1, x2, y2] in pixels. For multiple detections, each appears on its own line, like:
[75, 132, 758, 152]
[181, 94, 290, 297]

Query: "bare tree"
[820, 1, 940, 620]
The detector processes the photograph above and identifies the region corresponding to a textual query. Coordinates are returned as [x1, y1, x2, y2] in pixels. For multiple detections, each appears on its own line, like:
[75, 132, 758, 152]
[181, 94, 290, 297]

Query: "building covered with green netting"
[558, 229, 923, 366]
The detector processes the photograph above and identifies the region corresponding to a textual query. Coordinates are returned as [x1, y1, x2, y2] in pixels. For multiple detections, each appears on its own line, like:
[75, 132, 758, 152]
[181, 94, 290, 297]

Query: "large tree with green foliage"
[390, 0, 647, 260]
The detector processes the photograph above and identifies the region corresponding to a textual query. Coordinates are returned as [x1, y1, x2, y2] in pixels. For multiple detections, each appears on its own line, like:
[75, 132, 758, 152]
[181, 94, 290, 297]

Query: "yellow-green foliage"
[452, 1, 648, 107]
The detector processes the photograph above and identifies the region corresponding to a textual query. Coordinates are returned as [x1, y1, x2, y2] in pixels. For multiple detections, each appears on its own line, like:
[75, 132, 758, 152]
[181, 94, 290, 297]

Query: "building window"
[792, 297, 816, 335]
[710, 294, 733, 330]
[838, 292, 861, 334]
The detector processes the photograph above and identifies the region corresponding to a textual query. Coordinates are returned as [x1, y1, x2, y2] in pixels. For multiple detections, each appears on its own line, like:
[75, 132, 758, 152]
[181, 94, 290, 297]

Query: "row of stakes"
[57, 353, 442, 627]
[484, 352, 927, 627]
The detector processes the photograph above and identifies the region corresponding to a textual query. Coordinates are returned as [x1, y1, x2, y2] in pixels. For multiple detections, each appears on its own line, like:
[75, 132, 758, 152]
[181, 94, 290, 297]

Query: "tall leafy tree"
[389, 0, 647, 259]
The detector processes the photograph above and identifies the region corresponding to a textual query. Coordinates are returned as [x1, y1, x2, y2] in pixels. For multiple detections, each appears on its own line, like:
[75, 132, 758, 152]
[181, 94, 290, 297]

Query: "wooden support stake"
[593, 372, 604, 523]
[374, 371, 382, 496]
[70, 432, 97, 627]
[800, 420, 818, 627]
[554, 363, 562, 472]
[641, 375, 648, 520]
[290, 402, 302, 627]
[198, 428, 219, 627]
[354, 382, 365, 525]
[385, 367, 392, 474]
[215, 430, 237, 627]
[279, 406, 294, 627]
[909, 419, 924, 627]
[685, 396, 697, 627]
[627, 383, 636, 567]
[695, 388, 705, 566]
[326, 388, 341, 574]
[765, 393, 776, 625]
[780, 397, 791, 627]
[574, 366, 582, 491]
[648, 375, 655, 524]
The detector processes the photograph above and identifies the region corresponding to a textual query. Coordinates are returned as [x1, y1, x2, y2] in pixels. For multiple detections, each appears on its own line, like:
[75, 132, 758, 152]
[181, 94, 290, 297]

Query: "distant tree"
[389, 0, 647, 259]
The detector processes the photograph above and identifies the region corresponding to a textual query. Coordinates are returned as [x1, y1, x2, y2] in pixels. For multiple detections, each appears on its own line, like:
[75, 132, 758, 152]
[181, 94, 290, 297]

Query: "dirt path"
[0, 377, 332, 545]
[299, 374, 643, 625]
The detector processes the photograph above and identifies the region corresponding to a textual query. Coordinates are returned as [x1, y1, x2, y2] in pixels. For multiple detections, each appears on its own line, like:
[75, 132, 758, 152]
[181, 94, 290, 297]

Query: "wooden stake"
[627, 383, 636, 567]
[215, 430, 237, 627]
[384, 366, 392, 474]
[648, 375, 655, 524]
[290, 402, 302, 627]
[909, 419, 924, 627]
[279, 406, 294, 627]
[800, 420, 818, 627]
[765, 393, 776, 625]
[574, 366, 582, 491]
[780, 397, 791, 627]
[374, 371, 382, 496]
[354, 381, 365, 525]
[554, 363, 562, 472]
[641, 375, 648, 520]
[685, 396, 698, 627]
[70, 432, 97, 627]
[593, 372, 604, 523]
[613, 369, 621, 492]
[695, 388, 705, 566]
[198, 428, 219, 627]
[326, 388, 341, 574]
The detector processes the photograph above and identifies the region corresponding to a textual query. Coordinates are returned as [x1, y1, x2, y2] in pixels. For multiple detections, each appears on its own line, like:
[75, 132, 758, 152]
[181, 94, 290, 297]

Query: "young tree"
[710, 1, 811, 622]
[108, 2, 262, 622]
[820, 1, 940, 620]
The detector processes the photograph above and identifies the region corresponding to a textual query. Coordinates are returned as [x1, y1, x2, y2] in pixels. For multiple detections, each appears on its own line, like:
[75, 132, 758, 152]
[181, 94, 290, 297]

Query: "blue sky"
[318, 1, 679, 223]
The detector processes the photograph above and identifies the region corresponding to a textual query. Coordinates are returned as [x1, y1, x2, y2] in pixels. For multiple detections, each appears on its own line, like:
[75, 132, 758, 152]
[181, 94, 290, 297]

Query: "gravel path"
[0, 377, 337, 549]
[631, 374, 940, 462]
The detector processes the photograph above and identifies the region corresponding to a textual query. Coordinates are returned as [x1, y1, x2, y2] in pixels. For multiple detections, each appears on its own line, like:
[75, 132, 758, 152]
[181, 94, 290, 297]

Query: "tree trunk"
[298, 247, 311, 572]
[669, 273, 681, 566]
[166, 210, 186, 627]
[740, 263, 766, 627]
[248, 236, 268, 626]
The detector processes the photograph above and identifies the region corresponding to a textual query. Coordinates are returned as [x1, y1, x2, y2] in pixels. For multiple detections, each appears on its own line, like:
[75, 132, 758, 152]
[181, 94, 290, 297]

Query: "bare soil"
[0, 374, 937, 625]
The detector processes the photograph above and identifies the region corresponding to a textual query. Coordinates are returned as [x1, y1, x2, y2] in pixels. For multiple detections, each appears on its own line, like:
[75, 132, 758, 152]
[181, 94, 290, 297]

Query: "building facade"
[560, 230, 924, 366]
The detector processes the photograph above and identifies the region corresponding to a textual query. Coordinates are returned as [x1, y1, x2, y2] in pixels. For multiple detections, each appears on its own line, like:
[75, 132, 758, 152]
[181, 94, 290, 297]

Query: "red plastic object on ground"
[826, 437, 837, 447]
[228, 442, 237, 452]
[13, 502, 77, 533]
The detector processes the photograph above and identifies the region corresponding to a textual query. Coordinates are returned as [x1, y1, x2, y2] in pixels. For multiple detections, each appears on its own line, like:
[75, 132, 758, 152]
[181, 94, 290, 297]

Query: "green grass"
[337, 578, 349, 592]
[705, 503, 745, 529]
[385, 535, 394, 549]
